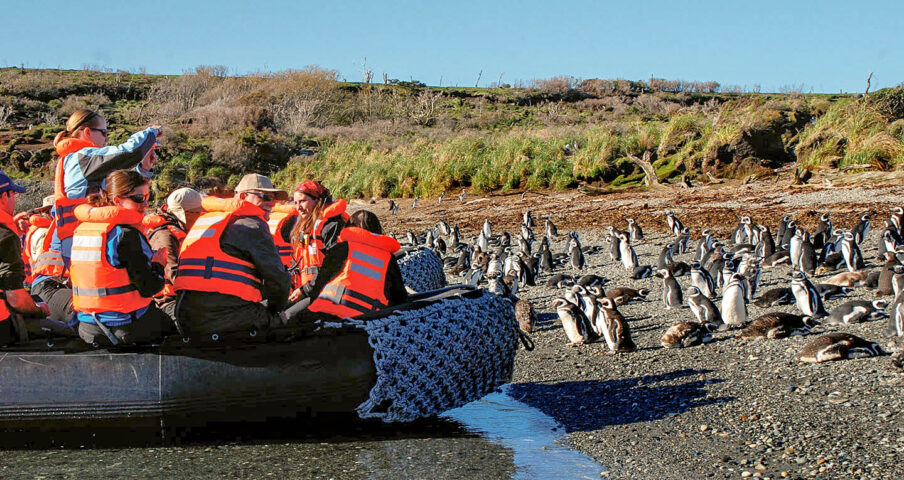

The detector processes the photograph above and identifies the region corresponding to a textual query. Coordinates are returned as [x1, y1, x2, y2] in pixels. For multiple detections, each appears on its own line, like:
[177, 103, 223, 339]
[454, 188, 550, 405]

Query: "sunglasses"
[122, 193, 149, 204]
[247, 191, 274, 202]
[88, 126, 108, 137]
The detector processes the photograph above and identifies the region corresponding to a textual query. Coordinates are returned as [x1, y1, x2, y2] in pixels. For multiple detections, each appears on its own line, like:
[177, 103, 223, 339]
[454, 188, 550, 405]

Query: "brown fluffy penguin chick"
[660, 322, 713, 349]
[736, 312, 815, 340]
[605, 287, 649, 306]
[515, 299, 537, 334]
[797, 333, 884, 363]
[824, 270, 871, 287]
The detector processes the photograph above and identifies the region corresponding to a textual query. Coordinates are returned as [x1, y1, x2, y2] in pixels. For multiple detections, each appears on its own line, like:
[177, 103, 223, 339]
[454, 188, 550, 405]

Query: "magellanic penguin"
[736, 312, 816, 340]
[552, 298, 596, 346]
[675, 227, 691, 255]
[690, 260, 717, 299]
[626, 217, 643, 242]
[840, 231, 865, 273]
[721, 273, 748, 327]
[791, 271, 829, 319]
[659, 268, 683, 310]
[618, 232, 639, 271]
[828, 299, 888, 325]
[753, 287, 794, 307]
[823, 270, 871, 287]
[632, 265, 654, 280]
[594, 297, 636, 353]
[605, 287, 649, 305]
[797, 333, 885, 363]
[608, 229, 622, 262]
[515, 299, 537, 334]
[570, 243, 585, 274]
[686, 286, 724, 330]
[887, 289, 904, 337]
[545, 217, 558, 238]
[661, 322, 713, 349]
[852, 213, 871, 244]
[657, 243, 675, 269]
[756, 225, 775, 260]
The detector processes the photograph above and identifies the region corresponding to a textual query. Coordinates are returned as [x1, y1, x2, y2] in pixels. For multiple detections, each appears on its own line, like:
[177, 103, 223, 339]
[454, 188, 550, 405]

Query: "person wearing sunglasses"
[175, 174, 291, 336]
[33, 109, 163, 326]
[69, 170, 173, 346]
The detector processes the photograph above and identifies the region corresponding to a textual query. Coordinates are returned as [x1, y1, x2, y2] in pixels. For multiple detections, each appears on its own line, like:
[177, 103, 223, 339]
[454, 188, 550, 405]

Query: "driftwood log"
[627, 151, 660, 187]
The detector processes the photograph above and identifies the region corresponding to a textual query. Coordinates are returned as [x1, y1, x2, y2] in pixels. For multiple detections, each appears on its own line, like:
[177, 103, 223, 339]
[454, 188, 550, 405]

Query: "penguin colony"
[391, 198, 904, 366]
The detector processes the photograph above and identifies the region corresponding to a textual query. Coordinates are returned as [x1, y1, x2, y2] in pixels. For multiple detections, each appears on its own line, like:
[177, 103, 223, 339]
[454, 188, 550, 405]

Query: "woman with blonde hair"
[70, 170, 171, 346]
[33, 109, 162, 325]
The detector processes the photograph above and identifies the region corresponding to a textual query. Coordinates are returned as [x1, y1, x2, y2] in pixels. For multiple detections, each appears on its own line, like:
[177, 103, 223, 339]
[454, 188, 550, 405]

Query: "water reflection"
[444, 387, 607, 479]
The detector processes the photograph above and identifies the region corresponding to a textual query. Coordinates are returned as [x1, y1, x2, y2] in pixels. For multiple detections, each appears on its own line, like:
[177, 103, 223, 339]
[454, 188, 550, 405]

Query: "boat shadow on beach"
[507, 368, 733, 433]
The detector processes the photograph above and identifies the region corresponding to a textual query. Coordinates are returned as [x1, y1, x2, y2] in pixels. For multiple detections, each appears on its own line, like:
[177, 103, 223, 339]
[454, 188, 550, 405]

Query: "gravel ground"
[376, 177, 904, 480]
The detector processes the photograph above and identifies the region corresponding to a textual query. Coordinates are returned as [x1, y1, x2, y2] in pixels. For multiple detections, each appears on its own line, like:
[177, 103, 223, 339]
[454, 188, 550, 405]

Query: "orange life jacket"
[143, 214, 187, 298]
[267, 204, 298, 270]
[22, 214, 52, 284]
[52, 138, 98, 241]
[69, 205, 150, 315]
[30, 218, 65, 279]
[174, 198, 266, 303]
[295, 199, 349, 287]
[0, 210, 19, 323]
[307, 226, 400, 318]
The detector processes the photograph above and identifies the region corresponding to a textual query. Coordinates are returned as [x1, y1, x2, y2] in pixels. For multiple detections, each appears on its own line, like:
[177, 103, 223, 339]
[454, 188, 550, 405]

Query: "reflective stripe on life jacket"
[174, 201, 266, 303]
[22, 214, 52, 284]
[31, 217, 65, 278]
[267, 207, 298, 269]
[68, 206, 151, 314]
[52, 138, 98, 240]
[0, 211, 19, 323]
[307, 226, 401, 318]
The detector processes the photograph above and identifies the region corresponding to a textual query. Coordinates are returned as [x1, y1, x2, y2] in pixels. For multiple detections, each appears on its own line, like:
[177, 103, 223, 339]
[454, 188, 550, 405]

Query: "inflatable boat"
[0, 287, 516, 430]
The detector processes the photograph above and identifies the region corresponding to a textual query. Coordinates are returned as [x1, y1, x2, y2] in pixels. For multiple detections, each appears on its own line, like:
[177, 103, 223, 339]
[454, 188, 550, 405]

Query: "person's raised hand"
[13, 211, 29, 233]
[141, 146, 158, 171]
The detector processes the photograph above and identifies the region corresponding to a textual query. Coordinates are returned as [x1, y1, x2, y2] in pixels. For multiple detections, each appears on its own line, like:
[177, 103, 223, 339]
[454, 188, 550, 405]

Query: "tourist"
[175, 174, 291, 335]
[288, 180, 348, 301]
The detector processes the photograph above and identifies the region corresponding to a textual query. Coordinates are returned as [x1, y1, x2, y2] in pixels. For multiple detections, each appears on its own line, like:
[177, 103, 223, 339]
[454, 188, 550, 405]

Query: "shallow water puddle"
[443, 386, 607, 479]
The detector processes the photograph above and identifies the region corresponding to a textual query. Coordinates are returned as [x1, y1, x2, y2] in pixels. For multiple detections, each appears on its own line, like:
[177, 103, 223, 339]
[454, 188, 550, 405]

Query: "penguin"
[552, 298, 596, 346]
[888, 294, 904, 337]
[824, 270, 871, 287]
[545, 273, 575, 288]
[659, 268, 683, 310]
[618, 232, 639, 270]
[811, 213, 832, 251]
[626, 217, 643, 242]
[657, 243, 675, 269]
[756, 225, 775, 260]
[632, 265, 654, 280]
[539, 244, 554, 273]
[719, 259, 737, 291]
[486, 252, 503, 278]
[465, 265, 483, 286]
[815, 283, 852, 301]
[545, 217, 558, 238]
[594, 297, 636, 353]
[828, 300, 888, 325]
[797, 333, 884, 363]
[721, 273, 748, 327]
[458, 188, 466, 203]
[791, 271, 829, 318]
[605, 287, 649, 305]
[663, 261, 690, 277]
[437, 191, 445, 204]
[406, 230, 418, 246]
[737, 312, 816, 340]
[487, 274, 511, 297]
[686, 286, 724, 330]
[665, 211, 684, 236]
[875, 254, 900, 297]
[660, 322, 713, 349]
[753, 287, 795, 307]
[570, 243, 585, 274]
[840, 231, 865, 273]
[690, 260, 716, 298]
[566, 285, 597, 332]
[780, 220, 797, 250]
[518, 236, 532, 256]
[675, 227, 691, 255]
[763, 250, 791, 267]
[482, 219, 493, 239]
[852, 213, 871, 244]
[608, 230, 622, 262]
[577, 274, 608, 287]
[776, 215, 791, 246]
[891, 206, 904, 233]
[697, 229, 714, 263]
[515, 299, 537, 334]
[799, 234, 818, 276]
[789, 228, 804, 270]
[411, 196, 419, 209]
[522, 210, 534, 228]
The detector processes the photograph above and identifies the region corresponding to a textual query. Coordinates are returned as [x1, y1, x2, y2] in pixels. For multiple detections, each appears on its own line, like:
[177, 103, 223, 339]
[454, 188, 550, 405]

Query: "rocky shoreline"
[377, 177, 904, 480]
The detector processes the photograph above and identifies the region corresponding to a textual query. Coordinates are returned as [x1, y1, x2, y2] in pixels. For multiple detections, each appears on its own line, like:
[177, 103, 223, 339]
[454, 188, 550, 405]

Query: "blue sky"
[3, 0, 902, 93]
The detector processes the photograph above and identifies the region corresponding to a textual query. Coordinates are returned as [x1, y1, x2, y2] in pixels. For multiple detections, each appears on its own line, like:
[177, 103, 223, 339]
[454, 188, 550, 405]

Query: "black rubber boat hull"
[0, 331, 376, 429]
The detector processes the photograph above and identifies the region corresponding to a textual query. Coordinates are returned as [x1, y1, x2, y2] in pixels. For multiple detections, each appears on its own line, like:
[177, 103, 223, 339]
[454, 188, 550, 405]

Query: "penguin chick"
[605, 287, 649, 306]
[515, 299, 537, 334]
[660, 322, 713, 349]
[797, 333, 885, 363]
[827, 300, 888, 325]
[823, 270, 871, 287]
[753, 287, 794, 307]
[736, 312, 816, 340]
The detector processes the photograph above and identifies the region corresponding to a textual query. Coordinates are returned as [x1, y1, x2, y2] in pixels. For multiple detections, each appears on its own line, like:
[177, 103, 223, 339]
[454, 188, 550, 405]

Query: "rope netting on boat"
[397, 247, 447, 293]
[357, 290, 517, 422]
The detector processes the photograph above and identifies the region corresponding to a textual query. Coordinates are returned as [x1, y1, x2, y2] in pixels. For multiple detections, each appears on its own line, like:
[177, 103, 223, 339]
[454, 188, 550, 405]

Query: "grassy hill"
[2, 66, 902, 201]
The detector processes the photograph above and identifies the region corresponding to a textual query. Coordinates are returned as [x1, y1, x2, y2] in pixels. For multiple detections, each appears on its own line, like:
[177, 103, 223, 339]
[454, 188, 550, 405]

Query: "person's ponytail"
[53, 109, 101, 148]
